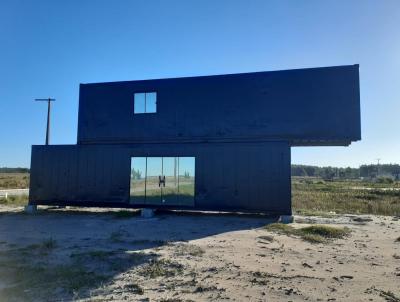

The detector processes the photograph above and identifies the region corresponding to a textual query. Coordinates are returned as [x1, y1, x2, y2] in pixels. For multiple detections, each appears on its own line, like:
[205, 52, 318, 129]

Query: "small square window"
[134, 92, 157, 114]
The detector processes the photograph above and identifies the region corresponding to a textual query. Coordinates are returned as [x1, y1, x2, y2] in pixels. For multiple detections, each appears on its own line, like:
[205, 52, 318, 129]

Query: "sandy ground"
[0, 206, 399, 301]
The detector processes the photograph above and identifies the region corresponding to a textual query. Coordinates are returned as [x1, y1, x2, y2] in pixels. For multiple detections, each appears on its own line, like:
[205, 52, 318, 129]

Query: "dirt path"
[0, 206, 399, 301]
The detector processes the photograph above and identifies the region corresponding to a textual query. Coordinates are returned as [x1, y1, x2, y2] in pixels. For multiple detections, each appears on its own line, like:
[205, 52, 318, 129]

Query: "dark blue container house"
[29, 65, 361, 215]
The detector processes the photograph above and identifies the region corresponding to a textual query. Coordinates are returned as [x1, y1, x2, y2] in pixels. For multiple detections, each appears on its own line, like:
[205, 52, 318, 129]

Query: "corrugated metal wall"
[78, 65, 360, 146]
[30, 142, 291, 214]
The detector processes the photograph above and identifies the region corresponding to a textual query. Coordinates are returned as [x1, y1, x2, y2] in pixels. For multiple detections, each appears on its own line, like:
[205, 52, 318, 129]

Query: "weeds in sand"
[265, 223, 350, 243]
[0, 242, 154, 301]
[139, 259, 184, 278]
[252, 271, 324, 281]
[257, 235, 274, 242]
[378, 290, 400, 302]
[124, 283, 144, 295]
[366, 287, 400, 302]
[299, 225, 351, 238]
[0, 247, 107, 301]
[264, 223, 294, 235]
[159, 299, 195, 302]
[194, 285, 222, 293]
[0, 263, 107, 301]
[174, 243, 205, 257]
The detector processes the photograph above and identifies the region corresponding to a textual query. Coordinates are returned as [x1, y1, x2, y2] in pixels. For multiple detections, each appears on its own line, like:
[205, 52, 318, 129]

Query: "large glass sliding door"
[130, 157, 195, 206]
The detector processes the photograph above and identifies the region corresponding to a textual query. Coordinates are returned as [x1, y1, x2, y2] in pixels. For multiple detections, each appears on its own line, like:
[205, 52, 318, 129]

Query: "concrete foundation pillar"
[279, 215, 294, 224]
[24, 204, 38, 214]
[141, 208, 155, 218]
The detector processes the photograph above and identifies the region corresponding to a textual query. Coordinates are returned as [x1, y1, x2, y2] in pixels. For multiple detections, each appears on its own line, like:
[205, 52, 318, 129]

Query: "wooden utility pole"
[35, 98, 55, 145]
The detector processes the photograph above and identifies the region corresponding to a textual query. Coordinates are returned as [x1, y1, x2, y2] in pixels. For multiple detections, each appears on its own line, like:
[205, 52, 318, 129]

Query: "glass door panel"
[178, 157, 195, 206]
[161, 157, 178, 204]
[130, 157, 146, 204]
[130, 156, 195, 206]
[145, 157, 162, 205]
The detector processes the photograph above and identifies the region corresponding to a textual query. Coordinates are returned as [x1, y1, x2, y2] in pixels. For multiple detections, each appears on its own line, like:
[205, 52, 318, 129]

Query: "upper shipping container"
[77, 65, 361, 146]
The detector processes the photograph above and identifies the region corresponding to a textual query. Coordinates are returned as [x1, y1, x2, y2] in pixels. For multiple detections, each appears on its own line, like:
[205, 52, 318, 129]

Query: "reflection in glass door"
[177, 157, 195, 206]
[145, 157, 162, 205]
[161, 157, 178, 204]
[130, 156, 195, 206]
[130, 157, 146, 204]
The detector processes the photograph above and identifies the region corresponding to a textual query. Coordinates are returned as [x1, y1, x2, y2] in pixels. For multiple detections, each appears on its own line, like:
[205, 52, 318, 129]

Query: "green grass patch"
[299, 225, 351, 238]
[265, 223, 351, 243]
[264, 223, 294, 235]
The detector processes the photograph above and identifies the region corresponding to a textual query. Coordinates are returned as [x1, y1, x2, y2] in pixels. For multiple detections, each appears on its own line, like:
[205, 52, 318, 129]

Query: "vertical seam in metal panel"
[144, 157, 147, 204]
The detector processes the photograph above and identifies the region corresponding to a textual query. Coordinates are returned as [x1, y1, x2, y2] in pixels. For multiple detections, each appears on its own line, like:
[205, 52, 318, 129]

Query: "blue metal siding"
[77, 65, 360, 146]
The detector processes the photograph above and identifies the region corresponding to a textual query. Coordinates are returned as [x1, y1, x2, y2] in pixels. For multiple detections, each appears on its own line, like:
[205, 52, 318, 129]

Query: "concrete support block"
[279, 215, 294, 224]
[24, 204, 38, 214]
[141, 208, 155, 218]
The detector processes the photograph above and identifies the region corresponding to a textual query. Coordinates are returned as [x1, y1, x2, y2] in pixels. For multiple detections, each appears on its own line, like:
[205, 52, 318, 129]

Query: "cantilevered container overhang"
[29, 65, 361, 214]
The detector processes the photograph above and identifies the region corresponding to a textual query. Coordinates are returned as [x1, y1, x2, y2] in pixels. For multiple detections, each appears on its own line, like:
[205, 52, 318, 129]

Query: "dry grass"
[292, 178, 400, 216]
[1, 174, 399, 217]
[0, 194, 28, 207]
[0, 173, 29, 189]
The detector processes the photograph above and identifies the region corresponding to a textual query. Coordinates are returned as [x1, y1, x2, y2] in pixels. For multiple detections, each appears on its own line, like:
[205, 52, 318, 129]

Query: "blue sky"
[1, 0, 399, 168]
